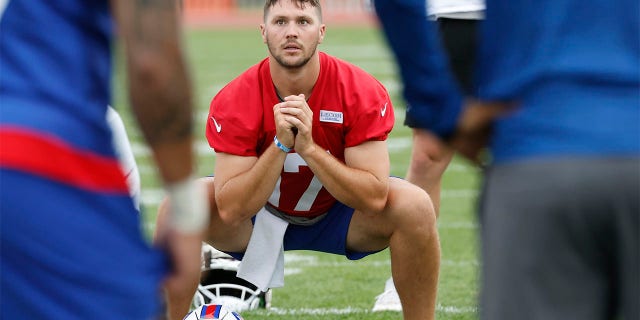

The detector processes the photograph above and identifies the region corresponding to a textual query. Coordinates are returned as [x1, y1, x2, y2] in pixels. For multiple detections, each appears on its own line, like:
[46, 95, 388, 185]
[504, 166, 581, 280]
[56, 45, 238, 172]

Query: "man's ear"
[318, 24, 326, 44]
[260, 24, 267, 43]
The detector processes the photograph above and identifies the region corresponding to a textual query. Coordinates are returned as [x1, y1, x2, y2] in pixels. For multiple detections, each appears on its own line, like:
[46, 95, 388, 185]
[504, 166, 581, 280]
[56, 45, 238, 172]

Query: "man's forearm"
[301, 145, 389, 214]
[215, 144, 288, 224]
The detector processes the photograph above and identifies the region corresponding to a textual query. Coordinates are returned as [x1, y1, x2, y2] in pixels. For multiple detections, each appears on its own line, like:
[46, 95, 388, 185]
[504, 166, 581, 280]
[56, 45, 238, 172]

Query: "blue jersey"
[1, 0, 114, 156]
[1, 1, 167, 318]
[375, 0, 640, 163]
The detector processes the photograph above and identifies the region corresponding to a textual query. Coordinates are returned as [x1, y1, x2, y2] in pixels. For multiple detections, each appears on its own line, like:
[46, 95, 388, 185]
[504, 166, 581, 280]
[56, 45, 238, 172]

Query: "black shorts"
[437, 18, 479, 95]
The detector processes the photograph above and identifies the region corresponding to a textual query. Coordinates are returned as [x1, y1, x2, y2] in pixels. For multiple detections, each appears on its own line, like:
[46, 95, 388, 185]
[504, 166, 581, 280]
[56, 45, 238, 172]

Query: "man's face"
[261, 0, 325, 69]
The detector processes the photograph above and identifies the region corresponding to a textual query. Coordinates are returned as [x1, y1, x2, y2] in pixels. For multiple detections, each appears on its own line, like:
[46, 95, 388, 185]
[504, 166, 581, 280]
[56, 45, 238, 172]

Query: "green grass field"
[114, 26, 482, 320]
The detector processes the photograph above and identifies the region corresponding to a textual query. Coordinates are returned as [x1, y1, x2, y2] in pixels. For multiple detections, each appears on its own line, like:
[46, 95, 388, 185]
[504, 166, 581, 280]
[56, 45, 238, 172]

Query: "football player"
[155, 0, 441, 319]
[1, 1, 208, 319]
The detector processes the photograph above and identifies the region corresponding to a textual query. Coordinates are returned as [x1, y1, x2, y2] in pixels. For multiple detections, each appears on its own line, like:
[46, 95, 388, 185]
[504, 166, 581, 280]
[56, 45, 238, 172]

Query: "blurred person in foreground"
[155, 0, 441, 319]
[373, 0, 484, 311]
[0, 1, 208, 319]
[375, 0, 639, 319]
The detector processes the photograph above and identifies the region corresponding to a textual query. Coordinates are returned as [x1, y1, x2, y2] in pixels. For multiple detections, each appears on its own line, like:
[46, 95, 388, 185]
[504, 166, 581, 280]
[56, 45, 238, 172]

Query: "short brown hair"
[263, 0, 322, 21]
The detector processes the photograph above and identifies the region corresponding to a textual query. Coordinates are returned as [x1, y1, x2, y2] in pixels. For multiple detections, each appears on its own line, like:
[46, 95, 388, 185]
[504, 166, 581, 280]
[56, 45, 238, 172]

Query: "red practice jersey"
[206, 52, 394, 218]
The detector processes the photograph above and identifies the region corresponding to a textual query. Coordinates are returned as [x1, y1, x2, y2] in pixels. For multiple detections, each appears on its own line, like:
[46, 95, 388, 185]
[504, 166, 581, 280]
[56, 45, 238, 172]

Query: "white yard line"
[436, 304, 478, 314]
[252, 304, 476, 315]
[261, 306, 367, 316]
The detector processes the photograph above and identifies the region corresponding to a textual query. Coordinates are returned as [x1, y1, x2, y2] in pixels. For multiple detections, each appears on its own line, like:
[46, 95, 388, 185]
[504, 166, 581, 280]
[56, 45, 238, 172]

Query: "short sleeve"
[344, 81, 395, 147]
[206, 83, 263, 157]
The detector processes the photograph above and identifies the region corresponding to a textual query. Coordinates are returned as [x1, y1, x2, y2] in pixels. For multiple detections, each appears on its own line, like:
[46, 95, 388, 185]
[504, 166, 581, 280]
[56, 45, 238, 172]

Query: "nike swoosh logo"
[381, 102, 388, 117]
[210, 116, 222, 133]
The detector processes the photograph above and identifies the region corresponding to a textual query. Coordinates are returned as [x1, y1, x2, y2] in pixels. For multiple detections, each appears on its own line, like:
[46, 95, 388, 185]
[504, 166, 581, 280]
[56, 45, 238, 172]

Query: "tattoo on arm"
[125, 0, 193, 145]
[131, 0, 178, 47]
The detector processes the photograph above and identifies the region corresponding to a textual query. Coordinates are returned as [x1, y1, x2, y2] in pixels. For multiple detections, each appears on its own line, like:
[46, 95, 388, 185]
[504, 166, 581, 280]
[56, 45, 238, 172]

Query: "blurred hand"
[155, 226, 203, 320]
[449, 100, 514, 165]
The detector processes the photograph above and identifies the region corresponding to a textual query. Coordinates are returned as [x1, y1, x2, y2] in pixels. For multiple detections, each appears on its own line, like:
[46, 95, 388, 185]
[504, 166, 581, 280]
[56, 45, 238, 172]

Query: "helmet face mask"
[192, 244, 271, 312]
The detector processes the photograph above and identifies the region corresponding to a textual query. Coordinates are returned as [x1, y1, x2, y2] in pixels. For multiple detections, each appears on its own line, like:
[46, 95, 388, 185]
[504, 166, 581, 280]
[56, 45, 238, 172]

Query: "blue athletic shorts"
[227, 201, 383, 261]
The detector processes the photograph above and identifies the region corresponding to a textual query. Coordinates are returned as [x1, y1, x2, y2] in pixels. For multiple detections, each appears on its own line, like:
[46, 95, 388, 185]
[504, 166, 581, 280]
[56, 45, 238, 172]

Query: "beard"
[267, 39, 319, 69]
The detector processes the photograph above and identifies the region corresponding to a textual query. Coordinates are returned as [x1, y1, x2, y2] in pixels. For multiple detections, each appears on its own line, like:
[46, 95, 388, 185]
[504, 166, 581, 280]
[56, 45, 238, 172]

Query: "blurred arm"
[111, 0, 194, 184]
[110, 1, 203, 320]
[374, 0, 463, 140]
[375, 0, 512, 164]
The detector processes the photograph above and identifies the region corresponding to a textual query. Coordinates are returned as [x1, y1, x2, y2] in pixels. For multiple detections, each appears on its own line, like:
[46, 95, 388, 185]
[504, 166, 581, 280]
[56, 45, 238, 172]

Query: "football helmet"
[192, 244, 272, 312]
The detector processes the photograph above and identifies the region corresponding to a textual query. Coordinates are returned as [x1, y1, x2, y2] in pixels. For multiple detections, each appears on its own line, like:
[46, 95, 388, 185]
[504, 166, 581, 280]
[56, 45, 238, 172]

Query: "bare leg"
[405, 128, 454, 217]
[373, 130, 449, 315]
[390, 181, 440, 320]
[352, 178, 440, 320]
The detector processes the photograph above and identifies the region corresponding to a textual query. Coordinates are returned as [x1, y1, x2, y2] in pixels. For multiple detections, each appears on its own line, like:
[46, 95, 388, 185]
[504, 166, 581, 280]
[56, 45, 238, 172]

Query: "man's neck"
[270, 54, 321, 99]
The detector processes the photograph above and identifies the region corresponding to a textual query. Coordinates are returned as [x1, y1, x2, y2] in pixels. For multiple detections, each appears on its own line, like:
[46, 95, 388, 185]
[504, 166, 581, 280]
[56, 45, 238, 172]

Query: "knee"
[409, 147, 453, 177]
[388, 181, 437, 234]
[409, 188, 438, 234]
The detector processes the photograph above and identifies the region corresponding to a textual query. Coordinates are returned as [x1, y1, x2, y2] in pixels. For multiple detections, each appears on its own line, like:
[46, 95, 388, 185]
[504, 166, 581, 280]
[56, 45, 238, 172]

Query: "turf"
[113, 25, 481, 320]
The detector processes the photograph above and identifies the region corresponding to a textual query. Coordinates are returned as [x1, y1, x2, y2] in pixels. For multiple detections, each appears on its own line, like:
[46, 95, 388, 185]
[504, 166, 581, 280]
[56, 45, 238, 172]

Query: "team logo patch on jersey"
[319, 110, 343, 124]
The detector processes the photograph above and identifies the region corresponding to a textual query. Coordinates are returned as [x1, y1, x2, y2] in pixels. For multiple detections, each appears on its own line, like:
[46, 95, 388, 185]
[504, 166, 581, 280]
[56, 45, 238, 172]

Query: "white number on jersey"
[268, 153, 323, 212]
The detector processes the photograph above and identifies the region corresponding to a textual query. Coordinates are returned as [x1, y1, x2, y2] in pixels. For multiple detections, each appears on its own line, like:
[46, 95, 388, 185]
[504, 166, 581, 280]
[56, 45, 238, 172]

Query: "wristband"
[166, 175, 210, 233]
[273, 135, 291, 153]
